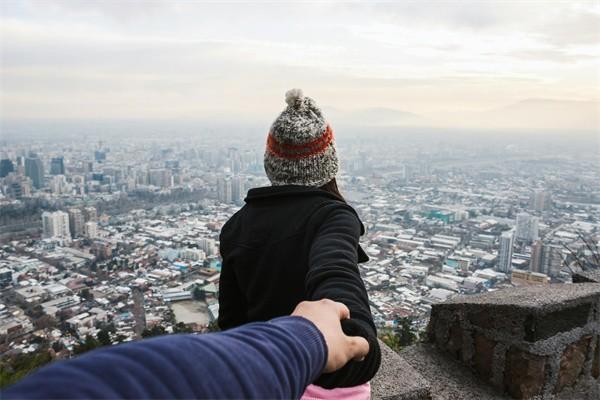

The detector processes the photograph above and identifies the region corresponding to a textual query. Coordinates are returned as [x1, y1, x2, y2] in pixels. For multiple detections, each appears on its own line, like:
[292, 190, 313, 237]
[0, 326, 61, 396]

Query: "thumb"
[346, 336, 369, 362]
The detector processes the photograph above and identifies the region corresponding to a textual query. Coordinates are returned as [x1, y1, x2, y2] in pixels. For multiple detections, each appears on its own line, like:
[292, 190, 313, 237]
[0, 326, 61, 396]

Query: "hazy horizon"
[1, 0, 599, 133]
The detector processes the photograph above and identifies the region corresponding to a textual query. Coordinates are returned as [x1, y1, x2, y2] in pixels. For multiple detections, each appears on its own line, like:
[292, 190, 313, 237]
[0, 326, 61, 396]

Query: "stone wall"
[427, 283, 600, 399]
[572, 270, 600, 284]
[371, 339, 431, 399]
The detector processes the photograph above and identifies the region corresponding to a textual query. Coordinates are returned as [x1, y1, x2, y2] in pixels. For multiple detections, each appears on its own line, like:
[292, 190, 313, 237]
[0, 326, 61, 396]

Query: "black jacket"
[218, 185, 381, 388]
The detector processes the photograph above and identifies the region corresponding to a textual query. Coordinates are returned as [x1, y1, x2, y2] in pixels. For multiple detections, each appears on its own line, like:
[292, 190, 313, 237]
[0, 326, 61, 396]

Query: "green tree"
[0, 350, 52, 388]
[51, 341, 64, 353]
[73, 335, 100, 355]
[377, 317, 418, 353]
[395, 317, 417, 347]
[206, 320, 220, 333]
[113, 334, 127, 343]
[141, 325, 166, 338]
[174, 322, 193, 334]
[379, 330, 402, 352]
[97, 329, 112, 346]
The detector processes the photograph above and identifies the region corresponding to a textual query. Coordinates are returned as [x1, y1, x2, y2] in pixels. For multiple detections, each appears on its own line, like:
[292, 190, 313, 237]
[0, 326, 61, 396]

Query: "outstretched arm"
[5, 300, 368, 400]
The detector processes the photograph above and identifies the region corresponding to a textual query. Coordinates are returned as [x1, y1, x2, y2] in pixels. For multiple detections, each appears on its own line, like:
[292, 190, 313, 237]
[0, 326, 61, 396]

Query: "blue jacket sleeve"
[3, 316, 327, 399]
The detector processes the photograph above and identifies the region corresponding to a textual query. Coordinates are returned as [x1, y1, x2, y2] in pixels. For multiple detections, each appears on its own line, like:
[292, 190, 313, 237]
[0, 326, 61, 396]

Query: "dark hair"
[319, 178, 346, 202]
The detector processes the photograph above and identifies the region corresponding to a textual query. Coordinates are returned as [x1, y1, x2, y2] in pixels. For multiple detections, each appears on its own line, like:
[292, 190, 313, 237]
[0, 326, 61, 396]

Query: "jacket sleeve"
[218, 231, 248, 330]
[305, 205, 381, 388]
[4, 316, 327, 400]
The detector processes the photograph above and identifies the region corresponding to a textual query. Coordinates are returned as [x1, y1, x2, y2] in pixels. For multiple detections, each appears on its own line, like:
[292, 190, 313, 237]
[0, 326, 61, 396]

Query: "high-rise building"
[16, 155, 25, 168]
[83, 206, 98, 222]
[42, 211, 71, 240]
[199, 238, 217, 256]
[94, 150, 106, 162]
[131, 287, 146, 340]
[530, 189, 551, 212]
[84, 221, 98, 239]
[6, 175, 32, 199]
[497, 231, 514, 273]
[231, 176, 245, 205]
[50, 157, 65, 175]
[148, 168, 172, 188]
[50, 175, 69, 194]
[541, 244, 563, 277]
[68, 208, 85, 238]
[25, 154, 44, 189]
[530, 240, 543, 273]
[0, 159, 15, 177]
[217, 177, 233, 204]
[72, 175, 86, 195]
[515, 213, 539, 243]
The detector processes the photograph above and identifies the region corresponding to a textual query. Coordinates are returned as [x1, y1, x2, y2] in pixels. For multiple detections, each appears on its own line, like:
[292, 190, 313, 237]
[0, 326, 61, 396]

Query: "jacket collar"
[245, 185, 342, 203]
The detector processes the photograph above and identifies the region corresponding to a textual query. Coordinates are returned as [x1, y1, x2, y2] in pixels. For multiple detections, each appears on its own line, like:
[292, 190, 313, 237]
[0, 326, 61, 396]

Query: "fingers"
[335, 301, 350, 320]
[346, 336, 369, 361]
[291, 299, 369, 374]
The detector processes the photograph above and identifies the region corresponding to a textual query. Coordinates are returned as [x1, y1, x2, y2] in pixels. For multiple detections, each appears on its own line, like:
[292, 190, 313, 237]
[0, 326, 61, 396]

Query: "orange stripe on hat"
[266, 125, 334, 160]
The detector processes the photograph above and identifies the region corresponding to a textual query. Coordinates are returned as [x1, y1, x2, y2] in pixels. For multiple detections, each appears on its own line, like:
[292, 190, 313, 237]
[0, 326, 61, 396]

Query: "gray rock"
[371, 340, 431, 399]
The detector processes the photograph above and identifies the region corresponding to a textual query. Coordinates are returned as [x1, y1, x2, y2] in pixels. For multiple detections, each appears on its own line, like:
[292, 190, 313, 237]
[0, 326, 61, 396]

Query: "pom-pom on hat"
[264, 89, 339, 187]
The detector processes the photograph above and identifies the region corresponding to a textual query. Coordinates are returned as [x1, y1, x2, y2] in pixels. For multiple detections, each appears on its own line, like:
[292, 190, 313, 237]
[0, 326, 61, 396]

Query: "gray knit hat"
[264, 89, 339, 187]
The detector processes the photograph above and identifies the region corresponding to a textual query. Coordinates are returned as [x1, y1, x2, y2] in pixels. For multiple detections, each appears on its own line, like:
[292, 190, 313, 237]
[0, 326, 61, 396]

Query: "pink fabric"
[301, 382, 370, 400]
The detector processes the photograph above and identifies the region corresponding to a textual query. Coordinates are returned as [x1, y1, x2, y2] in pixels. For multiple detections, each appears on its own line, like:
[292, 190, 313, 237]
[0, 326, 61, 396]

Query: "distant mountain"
[323, 106, 425, 127]
[472, 98, 600, 131]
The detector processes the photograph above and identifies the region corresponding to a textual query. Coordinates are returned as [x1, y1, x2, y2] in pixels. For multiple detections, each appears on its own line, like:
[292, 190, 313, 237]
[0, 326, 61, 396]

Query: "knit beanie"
[264, 89, 339, 187]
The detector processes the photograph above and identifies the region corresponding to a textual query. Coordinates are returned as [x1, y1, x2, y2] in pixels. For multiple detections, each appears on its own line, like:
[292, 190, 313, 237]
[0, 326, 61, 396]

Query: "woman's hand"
[291, 299, 369, 373]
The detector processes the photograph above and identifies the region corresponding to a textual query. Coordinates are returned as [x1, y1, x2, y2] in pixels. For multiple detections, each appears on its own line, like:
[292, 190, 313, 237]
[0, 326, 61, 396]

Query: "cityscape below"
[0, 126, 599, 387]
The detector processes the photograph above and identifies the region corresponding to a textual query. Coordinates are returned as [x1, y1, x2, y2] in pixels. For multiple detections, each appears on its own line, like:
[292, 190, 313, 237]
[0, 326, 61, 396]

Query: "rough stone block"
[504, 347, 547, 399]
[434, 284, 599, 342]
[572, 270, 600, 284]
[468, 307, 524, 338]
[473, 333, 496, 381]
[427, 284, 600, 398]
[592, 336, 600, 379]
[445, 321, 463, 360]
[468, 309, 493, 329]
[556, 336, 592, 392]
[524, 304, 591, 342]
[371, 340, 432, 399]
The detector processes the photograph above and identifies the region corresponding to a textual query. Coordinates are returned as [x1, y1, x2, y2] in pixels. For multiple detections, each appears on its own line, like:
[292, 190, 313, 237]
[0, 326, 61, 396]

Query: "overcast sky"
[1, 0, 599, 131]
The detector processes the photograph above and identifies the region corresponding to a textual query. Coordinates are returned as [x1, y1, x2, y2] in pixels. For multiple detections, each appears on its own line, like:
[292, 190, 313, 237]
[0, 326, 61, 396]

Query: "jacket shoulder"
[306, 199, 365, 235]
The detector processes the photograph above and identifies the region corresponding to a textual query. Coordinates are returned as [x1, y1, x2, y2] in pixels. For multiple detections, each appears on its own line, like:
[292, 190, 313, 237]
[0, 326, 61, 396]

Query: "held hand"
[291, 299, 369, 373]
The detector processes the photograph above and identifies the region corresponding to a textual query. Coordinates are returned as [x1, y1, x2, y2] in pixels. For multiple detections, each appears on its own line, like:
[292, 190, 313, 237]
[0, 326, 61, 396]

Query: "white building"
[180, 248, 205, 262]
[531, 189, 551, 211]
[50, 175, 70, 194]
[231, 176, 245, 205]
[84, 221, 98, 239]
[199, 238, 217, 256]
[217, 177, 233, 204]
[515, 213, 539, 242]
[42, 211, 71, 240]
[497, 231, 514, 273]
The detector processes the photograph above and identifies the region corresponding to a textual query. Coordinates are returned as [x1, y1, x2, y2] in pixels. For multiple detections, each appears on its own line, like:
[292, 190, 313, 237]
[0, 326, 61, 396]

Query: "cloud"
[535, 9, 600, 46]
[509, 49, 598, 64]
[0, 0, 598, 132]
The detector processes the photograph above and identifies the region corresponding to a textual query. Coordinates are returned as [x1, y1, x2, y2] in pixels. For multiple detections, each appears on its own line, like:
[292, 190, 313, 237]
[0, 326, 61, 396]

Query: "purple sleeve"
[4, 316, 327, 399]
